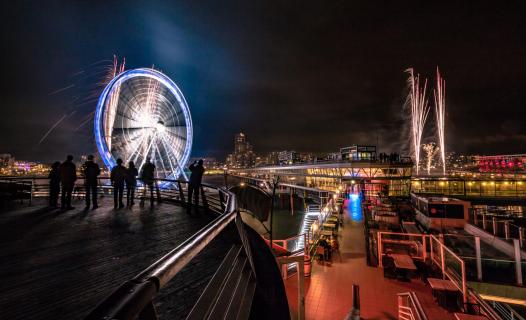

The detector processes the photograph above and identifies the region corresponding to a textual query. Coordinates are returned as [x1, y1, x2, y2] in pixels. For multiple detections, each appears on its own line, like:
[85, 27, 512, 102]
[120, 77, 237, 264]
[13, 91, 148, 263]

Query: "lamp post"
[269, 176, 280, 251]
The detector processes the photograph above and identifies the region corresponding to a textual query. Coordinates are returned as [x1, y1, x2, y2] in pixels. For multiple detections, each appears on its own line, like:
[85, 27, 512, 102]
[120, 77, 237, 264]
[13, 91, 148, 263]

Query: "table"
[454, 313, 488, 320]
[320, 230, 333, 237]
[323, 223, 336, 229]
[388, 254, 416, 281]
[427, 278, 459, 292]
[390, 254, 417, 270]
[428, 278, 461, 311]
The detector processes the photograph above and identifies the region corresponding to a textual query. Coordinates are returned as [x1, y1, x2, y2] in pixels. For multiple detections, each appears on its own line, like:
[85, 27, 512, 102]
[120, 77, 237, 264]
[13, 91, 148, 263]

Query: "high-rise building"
[226, 132, 256, 168]
[278, 150, 299, 165]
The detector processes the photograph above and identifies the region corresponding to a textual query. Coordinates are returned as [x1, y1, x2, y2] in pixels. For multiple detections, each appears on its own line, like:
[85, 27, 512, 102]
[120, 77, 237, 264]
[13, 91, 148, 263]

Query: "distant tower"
[235, 132, 246, 153]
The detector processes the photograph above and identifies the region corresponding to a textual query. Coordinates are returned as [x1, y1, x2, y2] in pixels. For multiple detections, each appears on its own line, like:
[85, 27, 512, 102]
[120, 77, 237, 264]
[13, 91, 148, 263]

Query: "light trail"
[434, 67, 446, 175]
[48, 84, 75, 96]
[38, 114, 67, 144]
[406, 68, 430, 175]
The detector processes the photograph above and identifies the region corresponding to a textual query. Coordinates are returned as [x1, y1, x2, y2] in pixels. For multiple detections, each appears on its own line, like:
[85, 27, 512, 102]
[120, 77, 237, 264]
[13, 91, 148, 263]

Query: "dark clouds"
[1, 1, 526, 162]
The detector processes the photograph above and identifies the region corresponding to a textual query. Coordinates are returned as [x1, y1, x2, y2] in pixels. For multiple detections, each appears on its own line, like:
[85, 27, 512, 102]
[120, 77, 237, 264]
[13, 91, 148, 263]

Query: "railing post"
[177, 181, 185, 205]
[350, 284, 360, 320]
[282, 241, 288, 279]
[482, 214, 487, 230]
[475, 236, 483, 281]
[422, 235, 427, 261]
[474, 210, 478, 225]
[505, 221, 510, 239]
[493, 217, 497, 236]
[440, 242, 446, 280]
[200, 186, 209, 210]
[218, 190, 225, 212]
[298, 258, 305, 320]
[155, 181, 161, 202]
[378, 232, 383, 268]
[520, 227, 525, 248]
[514, 239, 523, 286]
[461, 260, 467, 305]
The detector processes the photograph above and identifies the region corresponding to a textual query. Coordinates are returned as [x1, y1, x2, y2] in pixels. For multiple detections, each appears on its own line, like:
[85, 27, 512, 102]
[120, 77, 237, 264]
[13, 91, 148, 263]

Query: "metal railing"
[397, 292, 427, 320]
[471, 210, 526, 247]
[491, 301, 526, 320]
[0, 176, 233, 214]
[84, 180, 243, 319]
[0, 176, 270, 319]
[377, 231, 512, 319]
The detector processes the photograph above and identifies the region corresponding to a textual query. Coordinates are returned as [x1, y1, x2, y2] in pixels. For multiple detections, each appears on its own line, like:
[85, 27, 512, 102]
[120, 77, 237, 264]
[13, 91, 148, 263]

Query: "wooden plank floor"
[0, 197, 235, 319]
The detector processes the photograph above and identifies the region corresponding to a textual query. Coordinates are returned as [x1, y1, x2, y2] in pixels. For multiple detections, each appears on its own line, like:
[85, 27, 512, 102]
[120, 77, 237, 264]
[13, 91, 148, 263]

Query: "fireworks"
[434, 67, 446, 175]
[422, 143, 439, 175]
[406, 68, 430, 175]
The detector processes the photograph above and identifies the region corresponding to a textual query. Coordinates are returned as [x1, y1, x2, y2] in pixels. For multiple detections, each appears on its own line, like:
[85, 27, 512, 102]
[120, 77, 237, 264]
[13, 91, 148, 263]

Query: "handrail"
[76, 180, 241, 319]
[470, 290, 503, 320]
[135, 210, 237, 288]
[397, 292, 427, 320]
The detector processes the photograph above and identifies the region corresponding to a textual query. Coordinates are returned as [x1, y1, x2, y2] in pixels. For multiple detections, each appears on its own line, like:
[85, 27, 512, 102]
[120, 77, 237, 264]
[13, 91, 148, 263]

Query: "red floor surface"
[284, 207, 455, 320]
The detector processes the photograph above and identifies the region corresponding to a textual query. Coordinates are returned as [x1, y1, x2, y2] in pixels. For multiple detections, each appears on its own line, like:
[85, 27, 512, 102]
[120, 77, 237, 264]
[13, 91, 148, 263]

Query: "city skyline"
[2, 2, 526, 162]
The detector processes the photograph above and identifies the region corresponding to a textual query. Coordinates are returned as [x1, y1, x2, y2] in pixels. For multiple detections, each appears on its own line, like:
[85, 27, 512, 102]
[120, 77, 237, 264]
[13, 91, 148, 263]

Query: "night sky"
[2, 1, 526, 162]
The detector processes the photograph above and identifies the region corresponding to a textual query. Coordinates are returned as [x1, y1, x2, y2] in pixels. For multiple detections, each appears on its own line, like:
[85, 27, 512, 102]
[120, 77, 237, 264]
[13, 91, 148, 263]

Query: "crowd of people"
[377, 152, 401, 163]
[47, 155, 206, 212]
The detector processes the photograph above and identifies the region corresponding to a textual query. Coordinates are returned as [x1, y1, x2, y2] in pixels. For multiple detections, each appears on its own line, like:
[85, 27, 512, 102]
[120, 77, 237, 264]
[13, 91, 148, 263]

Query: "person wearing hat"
[83, 154, 101, 210]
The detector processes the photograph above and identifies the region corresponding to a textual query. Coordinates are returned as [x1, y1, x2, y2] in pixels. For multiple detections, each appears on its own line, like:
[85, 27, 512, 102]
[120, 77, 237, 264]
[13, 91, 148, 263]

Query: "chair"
[382, 255, 396, 279]
[316, 246, 325, 262]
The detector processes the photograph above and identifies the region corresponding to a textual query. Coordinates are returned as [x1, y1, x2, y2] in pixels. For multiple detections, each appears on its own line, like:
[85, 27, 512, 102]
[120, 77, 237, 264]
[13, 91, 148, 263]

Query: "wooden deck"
[0, 197, 234, 319]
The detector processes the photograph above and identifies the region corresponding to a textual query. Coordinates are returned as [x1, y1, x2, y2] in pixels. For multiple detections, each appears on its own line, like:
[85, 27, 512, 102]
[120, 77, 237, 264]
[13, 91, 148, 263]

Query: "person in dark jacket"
[187, 159, 205, 213]
[126, 161, 138, 207]
[140, 158, 156, 206]
[48, 161, 61, 208]
[83, 155, 101, 210]
[110, 158, 127, 209]
[59, 155, 77, 210]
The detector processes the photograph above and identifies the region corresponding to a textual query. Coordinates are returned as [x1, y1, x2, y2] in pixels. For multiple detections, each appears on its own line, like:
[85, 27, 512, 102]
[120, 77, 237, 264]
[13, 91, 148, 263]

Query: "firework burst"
[434, 67, 446, 175]
[406, 68, 430, 175]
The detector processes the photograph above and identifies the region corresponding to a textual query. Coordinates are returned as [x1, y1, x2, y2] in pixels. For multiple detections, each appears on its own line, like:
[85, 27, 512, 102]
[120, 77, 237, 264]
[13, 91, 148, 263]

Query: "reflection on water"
[347, 194, 362, 222]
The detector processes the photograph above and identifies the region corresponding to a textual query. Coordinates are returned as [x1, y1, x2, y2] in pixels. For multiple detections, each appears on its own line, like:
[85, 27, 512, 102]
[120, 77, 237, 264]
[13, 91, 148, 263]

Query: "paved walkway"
[285, 199, 454, 320]
[0, 198, 233, 319]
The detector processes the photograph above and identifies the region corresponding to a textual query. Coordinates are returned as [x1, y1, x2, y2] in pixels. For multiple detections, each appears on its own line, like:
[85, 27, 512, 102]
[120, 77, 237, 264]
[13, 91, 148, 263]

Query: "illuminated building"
[226, 132, 256, 168]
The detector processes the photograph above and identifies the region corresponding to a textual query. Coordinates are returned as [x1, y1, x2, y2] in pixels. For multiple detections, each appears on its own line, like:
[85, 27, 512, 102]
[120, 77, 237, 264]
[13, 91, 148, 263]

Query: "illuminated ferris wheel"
[94, 68, 192, 180]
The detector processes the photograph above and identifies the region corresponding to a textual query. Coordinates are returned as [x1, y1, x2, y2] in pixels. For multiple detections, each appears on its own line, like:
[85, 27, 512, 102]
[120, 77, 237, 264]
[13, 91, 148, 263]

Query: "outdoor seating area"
[428, 277, 462, 311]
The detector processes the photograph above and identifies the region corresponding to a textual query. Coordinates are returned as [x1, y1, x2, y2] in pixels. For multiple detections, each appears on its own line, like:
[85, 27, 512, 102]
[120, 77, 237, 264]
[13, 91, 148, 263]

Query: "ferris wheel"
[94, 68, 192, 180]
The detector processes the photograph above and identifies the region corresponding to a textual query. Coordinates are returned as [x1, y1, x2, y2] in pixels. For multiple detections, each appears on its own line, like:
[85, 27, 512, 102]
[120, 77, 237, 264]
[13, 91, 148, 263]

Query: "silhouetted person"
[48, 161, 61, 208]
[83, 155, 101, 210]
[126, 161, 138, 207]
[140, 158, 156, 206]
[111, 158, 127, 209]
[59, 155, 77, 210]
[187, 159, 205, 213]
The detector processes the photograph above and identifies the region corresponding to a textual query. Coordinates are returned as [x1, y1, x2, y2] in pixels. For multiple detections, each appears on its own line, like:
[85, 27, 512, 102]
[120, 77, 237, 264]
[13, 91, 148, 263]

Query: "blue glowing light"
[94, 68, 193, 179]
[347, 194, 363, 222]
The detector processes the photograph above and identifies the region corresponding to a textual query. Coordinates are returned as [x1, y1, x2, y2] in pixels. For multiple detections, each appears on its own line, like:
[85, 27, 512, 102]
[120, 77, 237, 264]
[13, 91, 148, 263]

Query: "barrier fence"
[471, 210, 526, 248]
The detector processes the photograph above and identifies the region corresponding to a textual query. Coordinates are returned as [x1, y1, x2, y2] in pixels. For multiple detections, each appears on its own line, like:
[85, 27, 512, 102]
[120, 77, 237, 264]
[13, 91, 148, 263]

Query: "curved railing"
[1, 176, 266, 319]
[0, 176, 233, 214]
